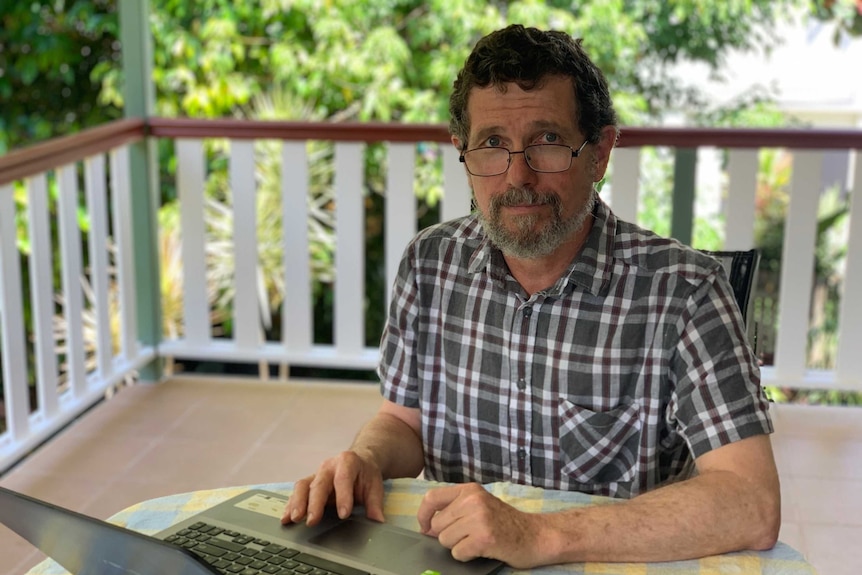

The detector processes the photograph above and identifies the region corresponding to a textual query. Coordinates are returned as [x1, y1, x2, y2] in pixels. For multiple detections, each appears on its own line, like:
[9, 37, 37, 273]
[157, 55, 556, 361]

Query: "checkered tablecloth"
[28, 478, 817, 575]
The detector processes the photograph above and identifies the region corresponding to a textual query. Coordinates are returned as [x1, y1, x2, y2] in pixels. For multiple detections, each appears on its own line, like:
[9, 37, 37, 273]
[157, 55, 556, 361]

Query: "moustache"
[492, 188, 562, 209]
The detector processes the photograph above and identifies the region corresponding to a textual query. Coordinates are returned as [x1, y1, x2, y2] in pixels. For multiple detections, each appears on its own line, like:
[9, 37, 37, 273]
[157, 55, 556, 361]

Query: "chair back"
[699, 249, 760, 325]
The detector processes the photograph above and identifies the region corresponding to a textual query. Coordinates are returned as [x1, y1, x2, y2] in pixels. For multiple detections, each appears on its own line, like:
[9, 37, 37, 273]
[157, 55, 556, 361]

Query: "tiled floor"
[1, 376, 861, 575]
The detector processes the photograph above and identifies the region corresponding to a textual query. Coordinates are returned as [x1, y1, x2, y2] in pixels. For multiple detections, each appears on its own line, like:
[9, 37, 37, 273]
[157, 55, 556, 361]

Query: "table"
[28, 478, 817, 575]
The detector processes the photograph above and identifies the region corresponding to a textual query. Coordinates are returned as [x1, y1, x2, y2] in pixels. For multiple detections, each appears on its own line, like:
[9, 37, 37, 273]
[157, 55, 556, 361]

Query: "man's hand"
[281, 450, 385, 526]
[417, 483, 547, 569]
[281, 400, 424, 527]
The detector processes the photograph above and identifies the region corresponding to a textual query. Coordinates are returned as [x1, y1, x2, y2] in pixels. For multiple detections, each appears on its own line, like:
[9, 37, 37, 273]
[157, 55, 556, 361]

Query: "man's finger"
[363, 476, 386, 522]
[306, 468, 335, 525]
[332, 462, 358, 519]
[416, 484, 464, 533]
[281, 476, 312, 524]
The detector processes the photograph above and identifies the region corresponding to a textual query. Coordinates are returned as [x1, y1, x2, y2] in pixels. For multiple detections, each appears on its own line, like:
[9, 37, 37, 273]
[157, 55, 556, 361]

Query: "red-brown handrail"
[3, 117, 862, 186]
[0, 118, 146, 186]
[148, 118, 862, 149]
[617, 126, 862, 149]
[147, 117, 452, 142]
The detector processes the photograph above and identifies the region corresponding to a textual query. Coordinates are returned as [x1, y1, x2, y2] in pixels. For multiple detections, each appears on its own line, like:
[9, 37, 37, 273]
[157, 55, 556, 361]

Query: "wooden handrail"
[3, 117, 862, 185]
[0, 118, 147, 186]
[617, 126, 862, 149]
[149, 118, 862, 149]
[147, 117, 453, 142]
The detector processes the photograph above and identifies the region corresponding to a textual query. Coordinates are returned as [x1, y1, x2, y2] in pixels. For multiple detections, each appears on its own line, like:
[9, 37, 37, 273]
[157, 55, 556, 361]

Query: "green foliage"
[0, 0, 122, 153]
[808, 0, 862, 39]
[3, 0, 839, 153]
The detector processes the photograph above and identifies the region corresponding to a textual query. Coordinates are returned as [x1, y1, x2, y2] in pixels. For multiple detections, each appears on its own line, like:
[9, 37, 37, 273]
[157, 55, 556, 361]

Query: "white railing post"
[836, 150, 862, 387]
[84, 154, 114, 378]
[0, 185, 30, 444]
[442, 146, 471, 222]
[57, 164, 87, 399]
[230, 140, 262, 349]
[724, 149, 759, 250]
[110, 145, 139, 360]
[773, 151, 822, 384]
[608, 147, 641, 224]
[176, 139, 211, 345]
[334, 142, 366, 356]
[385, 143, 417, 307]
[25, 174, 60, 419]
[281, 141, 313, 353]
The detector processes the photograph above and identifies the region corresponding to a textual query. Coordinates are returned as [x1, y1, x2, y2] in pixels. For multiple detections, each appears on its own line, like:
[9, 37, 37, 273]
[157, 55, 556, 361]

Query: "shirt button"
[523, 306, 533, 318]
[517, 378, 527, 391]
[517, 448, 527, 460]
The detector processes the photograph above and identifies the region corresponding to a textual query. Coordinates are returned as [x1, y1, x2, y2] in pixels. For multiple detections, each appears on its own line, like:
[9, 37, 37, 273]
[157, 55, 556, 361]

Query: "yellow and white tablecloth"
[28, 478, 817, 575]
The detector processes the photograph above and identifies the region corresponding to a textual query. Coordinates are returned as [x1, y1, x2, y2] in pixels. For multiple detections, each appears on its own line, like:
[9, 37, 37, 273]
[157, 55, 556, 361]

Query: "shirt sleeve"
[668, 263, 773, 459]
[377, 240, 421, 408]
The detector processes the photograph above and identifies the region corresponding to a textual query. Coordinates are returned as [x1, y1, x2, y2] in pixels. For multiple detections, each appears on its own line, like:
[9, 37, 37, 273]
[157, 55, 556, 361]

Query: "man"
[282, 24, 780, 569]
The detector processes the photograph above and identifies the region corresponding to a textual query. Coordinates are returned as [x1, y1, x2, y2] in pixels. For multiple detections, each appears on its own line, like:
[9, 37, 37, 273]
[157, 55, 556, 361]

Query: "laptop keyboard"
[163, 521, 369, 575]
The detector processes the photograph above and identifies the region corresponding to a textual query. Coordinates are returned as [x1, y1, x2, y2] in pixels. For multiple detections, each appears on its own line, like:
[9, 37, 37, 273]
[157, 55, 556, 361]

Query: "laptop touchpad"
[309, 519, 419, 560]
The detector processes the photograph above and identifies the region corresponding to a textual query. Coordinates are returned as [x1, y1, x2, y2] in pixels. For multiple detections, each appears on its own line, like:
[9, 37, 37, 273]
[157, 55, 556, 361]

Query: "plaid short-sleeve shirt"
[378, 199, 772, 498]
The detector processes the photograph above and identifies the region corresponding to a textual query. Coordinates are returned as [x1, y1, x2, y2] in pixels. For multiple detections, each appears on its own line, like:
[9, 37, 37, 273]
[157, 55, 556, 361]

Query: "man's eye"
[542, 133, 559, 143]
[486, 136, 502, 147]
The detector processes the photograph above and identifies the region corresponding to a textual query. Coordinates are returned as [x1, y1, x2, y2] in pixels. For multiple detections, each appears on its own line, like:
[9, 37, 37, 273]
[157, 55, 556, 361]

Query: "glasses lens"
[525, 145, 571, 172]
[464, 148, 509, 176]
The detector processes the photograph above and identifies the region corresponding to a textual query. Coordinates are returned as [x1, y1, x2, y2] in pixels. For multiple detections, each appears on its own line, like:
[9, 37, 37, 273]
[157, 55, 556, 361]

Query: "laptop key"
[192, 543, 228, 558]
[207, 538, 246, 553]
[254, 551, 273, 561]
[294, 553, 369, 575]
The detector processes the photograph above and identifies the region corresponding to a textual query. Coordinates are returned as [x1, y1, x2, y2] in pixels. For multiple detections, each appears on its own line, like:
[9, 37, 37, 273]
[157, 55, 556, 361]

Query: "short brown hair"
[449, 24, 618, 149]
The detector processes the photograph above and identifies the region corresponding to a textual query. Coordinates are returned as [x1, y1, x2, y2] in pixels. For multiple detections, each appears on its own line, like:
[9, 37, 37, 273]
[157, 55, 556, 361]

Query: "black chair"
[699, 249, 760, 325]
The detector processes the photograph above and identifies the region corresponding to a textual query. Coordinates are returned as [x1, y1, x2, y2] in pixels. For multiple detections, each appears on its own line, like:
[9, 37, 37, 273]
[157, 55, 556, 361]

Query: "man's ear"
[592, 125, 618, 183]
[451, 135, 463, 152]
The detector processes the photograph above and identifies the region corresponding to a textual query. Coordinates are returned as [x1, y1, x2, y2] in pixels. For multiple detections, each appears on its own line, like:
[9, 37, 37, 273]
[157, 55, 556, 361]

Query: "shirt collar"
[466, 198, 618, 297]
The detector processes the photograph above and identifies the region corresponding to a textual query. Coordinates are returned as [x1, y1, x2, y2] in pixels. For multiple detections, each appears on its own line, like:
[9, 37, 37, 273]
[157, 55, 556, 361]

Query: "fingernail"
[338, 506, 348, 519]
[306, 512, 314, 524]
[291, 509, 300, 521]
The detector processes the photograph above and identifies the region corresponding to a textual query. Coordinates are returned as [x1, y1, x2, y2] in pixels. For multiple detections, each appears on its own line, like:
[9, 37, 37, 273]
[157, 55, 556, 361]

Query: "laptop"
[0, 485, 504, 575]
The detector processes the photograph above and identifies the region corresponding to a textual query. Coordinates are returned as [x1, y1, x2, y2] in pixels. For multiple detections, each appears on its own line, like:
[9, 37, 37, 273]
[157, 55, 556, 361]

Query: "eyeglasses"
[459, 140, 589, 177]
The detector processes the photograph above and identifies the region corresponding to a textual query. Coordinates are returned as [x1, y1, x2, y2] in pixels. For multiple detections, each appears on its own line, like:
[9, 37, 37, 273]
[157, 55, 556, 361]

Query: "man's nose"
[505, 150, 539, 188]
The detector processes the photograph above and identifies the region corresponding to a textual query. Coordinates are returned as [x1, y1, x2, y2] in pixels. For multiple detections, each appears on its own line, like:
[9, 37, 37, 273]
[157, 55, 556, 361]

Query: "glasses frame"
[459, 139, 590, 177]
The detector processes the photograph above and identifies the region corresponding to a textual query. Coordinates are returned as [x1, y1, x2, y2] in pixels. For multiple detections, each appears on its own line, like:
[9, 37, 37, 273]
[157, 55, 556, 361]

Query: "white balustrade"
[3, 123, 861, 473]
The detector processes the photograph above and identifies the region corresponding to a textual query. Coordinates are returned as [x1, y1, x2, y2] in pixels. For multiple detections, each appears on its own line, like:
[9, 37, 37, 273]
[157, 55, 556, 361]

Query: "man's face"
[453, 75, 614, 260]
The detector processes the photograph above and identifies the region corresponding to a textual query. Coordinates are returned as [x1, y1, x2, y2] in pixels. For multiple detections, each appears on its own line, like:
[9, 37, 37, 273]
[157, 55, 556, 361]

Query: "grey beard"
[478, 187, 596, 260]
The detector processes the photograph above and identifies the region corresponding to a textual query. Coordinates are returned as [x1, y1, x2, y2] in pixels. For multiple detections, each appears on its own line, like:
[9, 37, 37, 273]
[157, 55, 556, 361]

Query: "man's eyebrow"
[470, 125, 505, 147]
[470, 121, 574, 147]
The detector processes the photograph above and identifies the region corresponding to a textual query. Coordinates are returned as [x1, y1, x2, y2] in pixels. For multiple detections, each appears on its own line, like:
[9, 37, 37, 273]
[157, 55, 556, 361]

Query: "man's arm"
[418, 434, 780, 568]
[282, 399, 423, 525]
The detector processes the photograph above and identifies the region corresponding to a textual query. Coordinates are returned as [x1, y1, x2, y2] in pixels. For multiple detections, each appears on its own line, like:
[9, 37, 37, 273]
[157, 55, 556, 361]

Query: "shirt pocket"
[558, 399, 642, 485]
